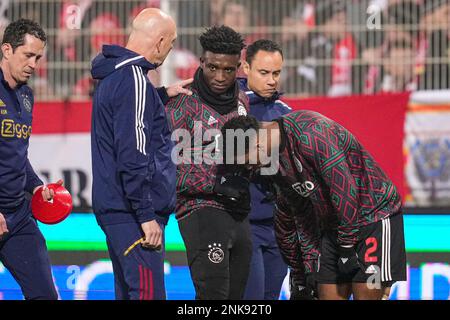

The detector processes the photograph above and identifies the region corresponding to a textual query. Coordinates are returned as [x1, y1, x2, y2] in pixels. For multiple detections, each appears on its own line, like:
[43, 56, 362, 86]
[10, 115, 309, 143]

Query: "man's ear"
[156, 37, 164, 53]
[242, 61, 250, 76]
[199, 56, 206, 71]
[1, 43, 13, 60]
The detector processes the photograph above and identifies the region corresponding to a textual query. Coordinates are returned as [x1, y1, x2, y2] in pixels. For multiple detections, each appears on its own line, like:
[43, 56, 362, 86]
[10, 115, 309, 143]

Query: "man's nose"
[28, 58, 38, 69]
[267, 76, 276, 86]
[215, 70, 226, 82]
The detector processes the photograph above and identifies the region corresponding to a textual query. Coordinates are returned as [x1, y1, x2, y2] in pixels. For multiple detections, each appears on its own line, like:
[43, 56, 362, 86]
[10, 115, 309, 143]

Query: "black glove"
[214, 174, 251, 215]
[290, 273, 318, 300]
[337, 245, 361, 276]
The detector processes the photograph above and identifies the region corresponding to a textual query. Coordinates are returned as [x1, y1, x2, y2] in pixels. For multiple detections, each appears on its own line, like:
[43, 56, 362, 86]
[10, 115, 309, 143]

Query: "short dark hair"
[1, 19, 46, 51]
[221, 115, 259, 169]
[199, 25, 245, 56]
[246, 39, 283, 64]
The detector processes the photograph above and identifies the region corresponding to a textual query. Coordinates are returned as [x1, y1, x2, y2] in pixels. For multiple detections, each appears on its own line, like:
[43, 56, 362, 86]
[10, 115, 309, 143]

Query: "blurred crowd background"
[0, 0, 449, 100]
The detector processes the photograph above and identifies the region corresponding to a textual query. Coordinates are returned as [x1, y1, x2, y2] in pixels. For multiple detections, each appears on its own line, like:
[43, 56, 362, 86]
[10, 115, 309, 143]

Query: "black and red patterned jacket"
[165, 85, 249, 220]
[272, 110, 402, 277]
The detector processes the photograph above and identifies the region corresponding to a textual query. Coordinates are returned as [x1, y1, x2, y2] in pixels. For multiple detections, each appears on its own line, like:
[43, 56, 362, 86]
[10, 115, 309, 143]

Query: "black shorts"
[316, 213, 407, 285]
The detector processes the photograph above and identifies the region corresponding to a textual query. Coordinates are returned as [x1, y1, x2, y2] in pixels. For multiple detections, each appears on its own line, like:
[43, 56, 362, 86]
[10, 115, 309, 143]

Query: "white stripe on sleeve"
[132, 66, 146, 155]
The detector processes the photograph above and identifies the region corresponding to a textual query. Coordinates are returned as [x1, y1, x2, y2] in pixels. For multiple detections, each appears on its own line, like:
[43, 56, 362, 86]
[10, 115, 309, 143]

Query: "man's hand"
[33, 179, 64, 202]
[337, 245, 361, 276]
[141, 220, 162, 250]
[166, 78, 193, 98]
[0, 212, 9, 241]
[290, 273, 318, 300]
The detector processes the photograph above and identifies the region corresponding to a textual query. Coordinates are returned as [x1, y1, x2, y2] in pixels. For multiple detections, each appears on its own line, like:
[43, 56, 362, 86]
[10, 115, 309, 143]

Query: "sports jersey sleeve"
[275, 195, 320, 276]
[24, 157, 43, 194]
[156, 87, 170, 105]
[274, 201, 305, 283]
[113, 67, 156, 223]
[299, 122, 360, 246]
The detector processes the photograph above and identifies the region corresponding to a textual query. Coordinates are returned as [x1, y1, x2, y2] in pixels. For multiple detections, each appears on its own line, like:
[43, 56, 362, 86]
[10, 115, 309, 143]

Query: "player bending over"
[221, 111, 406, 300]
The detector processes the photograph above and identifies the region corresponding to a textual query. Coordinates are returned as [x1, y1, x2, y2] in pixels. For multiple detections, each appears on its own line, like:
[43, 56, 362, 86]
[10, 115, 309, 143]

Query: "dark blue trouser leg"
[102, 222, 166, 300]
[0, 216, 57, 300]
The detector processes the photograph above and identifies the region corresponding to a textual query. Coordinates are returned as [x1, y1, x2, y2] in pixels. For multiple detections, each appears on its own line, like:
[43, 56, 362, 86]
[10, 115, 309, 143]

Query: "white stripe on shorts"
[382, 218, 392, 282]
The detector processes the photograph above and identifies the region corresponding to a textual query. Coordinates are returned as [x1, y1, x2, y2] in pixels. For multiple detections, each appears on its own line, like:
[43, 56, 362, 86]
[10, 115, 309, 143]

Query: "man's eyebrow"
[258, 68, 281, 73]
[207, 63, 237, 70]
[24, 51, 39, 56]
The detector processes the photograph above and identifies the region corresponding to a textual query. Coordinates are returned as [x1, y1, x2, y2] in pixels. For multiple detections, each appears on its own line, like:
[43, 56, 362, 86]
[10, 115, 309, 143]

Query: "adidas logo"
[365, 265, 378, 274]
[221, 176, 227, 184]
[340, 258, 348, 264]
[0, 99, 5, 107]
[208, 115, 218, 125]
[238, 103, 247, 116]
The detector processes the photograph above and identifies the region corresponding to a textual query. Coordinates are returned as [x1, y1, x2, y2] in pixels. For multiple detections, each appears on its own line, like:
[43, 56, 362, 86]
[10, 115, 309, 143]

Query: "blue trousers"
[243, 222, 288, 300]
[101, 222, 166, 300]
[0, 200, 57, 300]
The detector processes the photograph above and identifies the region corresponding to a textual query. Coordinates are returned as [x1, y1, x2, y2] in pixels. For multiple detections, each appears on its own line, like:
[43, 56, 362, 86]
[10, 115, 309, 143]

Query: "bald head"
[126, 8, 177, 66]
[131, 8, 175, 36]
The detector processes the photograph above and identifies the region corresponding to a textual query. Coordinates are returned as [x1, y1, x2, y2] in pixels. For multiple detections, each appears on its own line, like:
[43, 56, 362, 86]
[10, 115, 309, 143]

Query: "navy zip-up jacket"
[91, 45, 176, 226]
[0, 68, 43, 212]
[238, 78, 291, 222]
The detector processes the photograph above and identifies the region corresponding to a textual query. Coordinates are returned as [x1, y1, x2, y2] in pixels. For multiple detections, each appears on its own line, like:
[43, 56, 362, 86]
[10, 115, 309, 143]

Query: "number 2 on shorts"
[365, 237, 378, 263]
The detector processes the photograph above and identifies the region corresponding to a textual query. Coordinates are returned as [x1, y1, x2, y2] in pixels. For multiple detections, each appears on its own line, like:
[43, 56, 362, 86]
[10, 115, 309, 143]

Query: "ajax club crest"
[208, 243, 224, 264]
[23, 95, 32, 113]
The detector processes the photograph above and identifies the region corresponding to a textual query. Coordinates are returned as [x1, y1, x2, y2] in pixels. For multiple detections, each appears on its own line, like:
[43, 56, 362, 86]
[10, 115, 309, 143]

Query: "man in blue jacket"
[91, 8, 184, 300]
[0, 19, 61, 300]
[239, 40, 290, 300]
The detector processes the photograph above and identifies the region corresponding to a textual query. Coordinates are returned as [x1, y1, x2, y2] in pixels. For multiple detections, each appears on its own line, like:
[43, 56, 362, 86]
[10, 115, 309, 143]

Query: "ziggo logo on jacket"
[1, 119, 32, 139]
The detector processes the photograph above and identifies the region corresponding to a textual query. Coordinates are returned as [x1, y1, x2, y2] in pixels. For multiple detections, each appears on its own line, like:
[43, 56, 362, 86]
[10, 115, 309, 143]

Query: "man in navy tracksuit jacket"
[0, 19, 58, 300]
[239, 40, 290, 300]
[90, 9, 177, 300]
